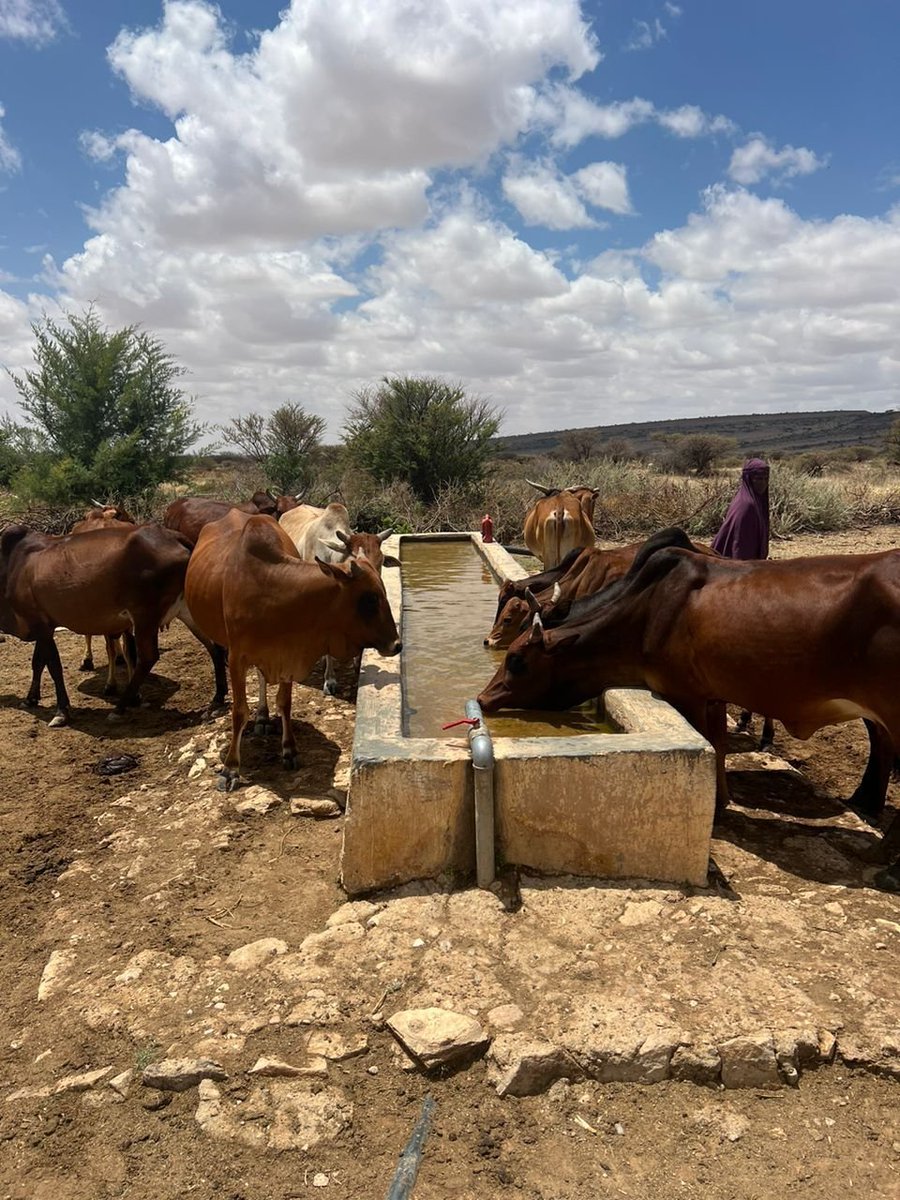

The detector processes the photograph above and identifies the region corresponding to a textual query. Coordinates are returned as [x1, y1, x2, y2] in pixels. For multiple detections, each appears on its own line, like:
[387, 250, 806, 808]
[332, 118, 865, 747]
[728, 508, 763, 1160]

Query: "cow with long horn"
[523, 481, 599, 568]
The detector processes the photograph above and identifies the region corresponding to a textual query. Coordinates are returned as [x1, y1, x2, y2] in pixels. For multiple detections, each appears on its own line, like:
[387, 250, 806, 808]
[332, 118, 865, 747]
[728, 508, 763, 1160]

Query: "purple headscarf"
[711, 458, 770, 560]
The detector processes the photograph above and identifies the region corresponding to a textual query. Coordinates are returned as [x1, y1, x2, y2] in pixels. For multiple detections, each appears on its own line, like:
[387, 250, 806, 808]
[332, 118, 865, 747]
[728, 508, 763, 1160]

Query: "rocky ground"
[0, 527, 899, 1199]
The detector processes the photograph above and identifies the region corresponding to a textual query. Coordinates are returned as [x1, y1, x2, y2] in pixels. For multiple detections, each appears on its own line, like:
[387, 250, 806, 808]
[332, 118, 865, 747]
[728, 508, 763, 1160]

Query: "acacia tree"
[220, 402, 326, 494]
[10, 308, 201, 503]
[343, 375, 501, 502]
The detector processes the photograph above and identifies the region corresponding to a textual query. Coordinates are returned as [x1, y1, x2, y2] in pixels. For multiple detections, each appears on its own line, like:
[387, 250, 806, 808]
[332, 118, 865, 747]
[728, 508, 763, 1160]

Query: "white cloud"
[657, 104, 735, 139]
[545, 89, 733, 148]
[728, 135, 827, 185]
[0, 102, 22, 173]
[1, 0, 898, 440]
[0, 0, 66, 45]
[88, 0, 599, 252]
[624, 18, 667, 52]
[571, 161, 633, 215]
[502, 163, 594, 229]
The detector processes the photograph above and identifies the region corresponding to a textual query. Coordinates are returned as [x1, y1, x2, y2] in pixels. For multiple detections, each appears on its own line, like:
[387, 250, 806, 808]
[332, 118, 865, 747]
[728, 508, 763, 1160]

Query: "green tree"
[220, 402, 325, 494]
[9, 308, 201, 503]
[343, 375, 501, 502]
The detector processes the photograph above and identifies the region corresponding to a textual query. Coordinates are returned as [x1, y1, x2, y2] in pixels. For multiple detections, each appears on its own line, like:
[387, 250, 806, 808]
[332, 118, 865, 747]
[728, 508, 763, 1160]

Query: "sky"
[0, 1, 899, 443]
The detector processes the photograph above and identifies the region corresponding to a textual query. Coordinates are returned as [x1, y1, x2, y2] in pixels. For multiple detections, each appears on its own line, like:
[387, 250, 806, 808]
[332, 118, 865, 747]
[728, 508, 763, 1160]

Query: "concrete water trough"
[340, 533, 717, 895]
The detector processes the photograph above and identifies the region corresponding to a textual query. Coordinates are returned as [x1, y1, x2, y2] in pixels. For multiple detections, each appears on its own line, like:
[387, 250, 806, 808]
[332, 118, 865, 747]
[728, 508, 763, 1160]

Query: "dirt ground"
[1, 525, 899, 1200]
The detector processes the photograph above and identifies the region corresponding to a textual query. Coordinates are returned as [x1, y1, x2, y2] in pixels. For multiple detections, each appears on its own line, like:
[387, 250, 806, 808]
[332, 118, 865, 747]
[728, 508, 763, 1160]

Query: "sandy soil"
[0, 526, 899, 1199]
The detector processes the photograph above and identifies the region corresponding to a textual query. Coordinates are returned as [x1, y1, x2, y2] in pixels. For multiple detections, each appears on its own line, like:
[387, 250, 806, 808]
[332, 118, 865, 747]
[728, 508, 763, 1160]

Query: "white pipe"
[465, 698, 495, 888]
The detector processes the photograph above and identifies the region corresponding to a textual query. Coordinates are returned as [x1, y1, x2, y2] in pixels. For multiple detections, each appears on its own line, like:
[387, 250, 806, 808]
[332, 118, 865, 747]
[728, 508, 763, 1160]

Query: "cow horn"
[525, 479, 553, 496]
[90, 498, 105, 507]
[266, 488, 276, 500]
[551, 582, 561, 602]
[523, 587, 540, 614]
[377, 528, 393, 543]
[529, 612, 544, 643]
[293, 492, 304, 501]
[320, 538, 349, 557]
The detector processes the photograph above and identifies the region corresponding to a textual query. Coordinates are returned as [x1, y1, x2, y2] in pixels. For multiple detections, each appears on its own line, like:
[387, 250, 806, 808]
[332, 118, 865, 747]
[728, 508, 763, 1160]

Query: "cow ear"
[549, 630, 580, 653]
[315, 556, 347, 579]
[382, 555, 401, 568]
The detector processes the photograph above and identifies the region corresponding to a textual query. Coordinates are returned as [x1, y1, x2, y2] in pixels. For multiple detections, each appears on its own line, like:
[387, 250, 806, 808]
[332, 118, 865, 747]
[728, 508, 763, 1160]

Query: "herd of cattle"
[0, 478, 898, 888]
[0, 491, 401, 790]
[482, 481, 900, 889]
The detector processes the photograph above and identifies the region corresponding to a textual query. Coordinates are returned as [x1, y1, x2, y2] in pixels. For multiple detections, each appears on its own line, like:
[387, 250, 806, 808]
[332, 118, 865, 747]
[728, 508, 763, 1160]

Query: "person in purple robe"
[711, 458, 770, 560]
[712, 458, 772, 746]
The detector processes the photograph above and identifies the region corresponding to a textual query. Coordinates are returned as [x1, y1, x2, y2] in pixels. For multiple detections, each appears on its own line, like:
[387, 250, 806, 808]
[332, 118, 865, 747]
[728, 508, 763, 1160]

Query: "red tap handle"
[441, 717, 480, 730]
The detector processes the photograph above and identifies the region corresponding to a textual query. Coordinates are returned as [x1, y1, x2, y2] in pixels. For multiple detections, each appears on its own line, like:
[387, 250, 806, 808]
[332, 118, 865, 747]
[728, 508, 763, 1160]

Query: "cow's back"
[280, 503, 351, 562]
[164, 497, 235, 545]
[5, 523, 191, 635]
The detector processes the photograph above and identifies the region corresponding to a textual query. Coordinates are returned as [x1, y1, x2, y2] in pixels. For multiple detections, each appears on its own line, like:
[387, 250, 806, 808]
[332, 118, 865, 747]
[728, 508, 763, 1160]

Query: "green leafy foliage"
[9, 309, 201, 503]
[343, 375, 501, 503]
[220, 402, 325, 494]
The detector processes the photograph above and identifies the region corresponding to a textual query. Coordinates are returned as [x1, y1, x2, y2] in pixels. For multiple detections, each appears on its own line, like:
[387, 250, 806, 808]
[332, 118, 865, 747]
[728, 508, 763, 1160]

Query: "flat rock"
[53, 1066, 114, 1094]
[488, 1035, 579, 1097]
[248, 1056, 327, 1078]
[291, 796, 342, 819]
[718, 1031, 780, 1090]
[618, 900, 664, 927]
[233, 786, 282, 816]
[387, 1008, 489, 1069]
[670, 1043, 721, 1086]
[226, 938, 288, 971]
[195, 1078, 352, 1152]
[37, 948, 77, 1001]
[486, 1004, 524, 1032]
[109, 1069, 134, 1097]
[142, 1057, 228, 1092]
[306, 1030, 369, 1061]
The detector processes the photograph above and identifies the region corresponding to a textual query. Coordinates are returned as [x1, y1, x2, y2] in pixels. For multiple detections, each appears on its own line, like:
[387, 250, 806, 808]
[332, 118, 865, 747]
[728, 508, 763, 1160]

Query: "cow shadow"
[714, 753, 893, 890]
[231, 719, 343, 789]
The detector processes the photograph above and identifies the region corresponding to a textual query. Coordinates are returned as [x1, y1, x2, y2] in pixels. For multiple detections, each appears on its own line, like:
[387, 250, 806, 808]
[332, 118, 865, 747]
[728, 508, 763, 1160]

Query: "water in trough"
[399, 538, 617, 740]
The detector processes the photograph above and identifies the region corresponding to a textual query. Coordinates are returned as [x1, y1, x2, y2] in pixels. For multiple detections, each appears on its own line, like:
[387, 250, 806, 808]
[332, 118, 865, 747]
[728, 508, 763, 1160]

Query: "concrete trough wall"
[340, 534, 717, 895]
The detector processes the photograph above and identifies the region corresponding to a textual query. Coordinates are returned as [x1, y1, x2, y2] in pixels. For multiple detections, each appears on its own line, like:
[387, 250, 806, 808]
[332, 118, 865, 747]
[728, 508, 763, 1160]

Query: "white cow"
[254, 504, 395, 725]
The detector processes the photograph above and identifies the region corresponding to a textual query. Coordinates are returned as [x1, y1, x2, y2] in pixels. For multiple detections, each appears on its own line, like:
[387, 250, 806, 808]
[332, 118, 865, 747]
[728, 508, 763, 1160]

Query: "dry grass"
[4, 457, 900, 543]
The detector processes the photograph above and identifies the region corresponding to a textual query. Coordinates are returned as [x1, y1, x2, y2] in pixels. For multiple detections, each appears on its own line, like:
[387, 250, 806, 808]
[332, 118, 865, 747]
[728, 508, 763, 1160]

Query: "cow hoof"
[759, 739, 775, 754]
[216, 771, 240, 793]
[79, 659, 94, 672]
[20, 697, 39, 710]
[323, 680, 339, 698]
[107, 711, 126, 724]
[282, 752, 298, 770]
[48, 712, 69, 729]
[103, 683, 118, 697]
[253, 719, 270, 737]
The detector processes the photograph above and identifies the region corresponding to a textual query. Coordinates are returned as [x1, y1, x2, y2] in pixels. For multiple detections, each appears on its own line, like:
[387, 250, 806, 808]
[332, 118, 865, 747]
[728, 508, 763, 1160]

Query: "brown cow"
[70, 501, 137, 680]
[163, 491, 300, 546]
[523, 481, 598, 568]
[0, 523, 226, 726]
[184, 509, 401, 790]
[486, 528, 715, 649]
[478, 545, 900, 823]
[272, 503, 396, 701]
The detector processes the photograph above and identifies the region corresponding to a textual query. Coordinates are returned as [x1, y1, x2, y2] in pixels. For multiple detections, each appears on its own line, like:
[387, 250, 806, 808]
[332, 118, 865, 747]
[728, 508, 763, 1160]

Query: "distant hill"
[494, 409, 897, 459]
